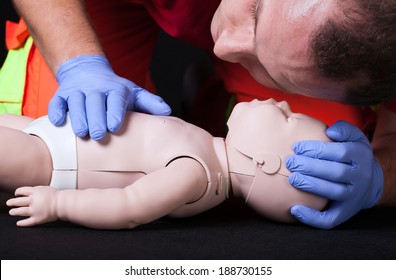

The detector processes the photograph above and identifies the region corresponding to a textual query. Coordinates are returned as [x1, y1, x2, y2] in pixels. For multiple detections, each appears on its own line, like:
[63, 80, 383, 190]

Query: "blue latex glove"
[286, 120, 384, 229]
[48, 54, 171, 140]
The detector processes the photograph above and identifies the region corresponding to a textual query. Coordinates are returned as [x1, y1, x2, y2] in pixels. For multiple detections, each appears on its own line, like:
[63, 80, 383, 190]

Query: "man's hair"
[310, 0, 396, 105]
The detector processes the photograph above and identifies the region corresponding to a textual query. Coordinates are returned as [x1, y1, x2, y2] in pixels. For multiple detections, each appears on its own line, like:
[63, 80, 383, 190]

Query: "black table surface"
[1, 192, 395, 260]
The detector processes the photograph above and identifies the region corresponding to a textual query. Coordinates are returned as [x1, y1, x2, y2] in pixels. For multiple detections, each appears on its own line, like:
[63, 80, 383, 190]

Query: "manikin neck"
[223, 139, 258, 199]
[212, 137, 232, 199]
[228, 172, 255, 199]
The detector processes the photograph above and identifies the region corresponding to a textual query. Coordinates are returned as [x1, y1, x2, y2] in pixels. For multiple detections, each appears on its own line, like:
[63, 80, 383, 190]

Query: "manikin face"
[226, 99, 329, 222]
[211, 0, 348, 102]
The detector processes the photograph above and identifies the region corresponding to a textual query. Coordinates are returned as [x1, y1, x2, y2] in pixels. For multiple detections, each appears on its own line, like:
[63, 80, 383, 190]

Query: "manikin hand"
[286, 120, 384, 229]
[7, 186, 58, 227]
[48, 55, 172, 140]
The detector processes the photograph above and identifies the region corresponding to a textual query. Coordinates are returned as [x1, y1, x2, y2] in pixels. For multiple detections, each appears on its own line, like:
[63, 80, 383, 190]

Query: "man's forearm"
[12, 0, 105, 74]
[375, 146, 396, 207]
[372, 105, 396, 207]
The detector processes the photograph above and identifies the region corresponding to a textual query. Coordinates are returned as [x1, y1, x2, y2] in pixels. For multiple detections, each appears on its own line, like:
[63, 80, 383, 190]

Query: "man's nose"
[213, 29, 255, 62]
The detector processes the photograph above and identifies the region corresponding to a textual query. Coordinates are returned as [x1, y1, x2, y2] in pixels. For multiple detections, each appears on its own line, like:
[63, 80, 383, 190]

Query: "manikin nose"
[275, 101, 292, 114]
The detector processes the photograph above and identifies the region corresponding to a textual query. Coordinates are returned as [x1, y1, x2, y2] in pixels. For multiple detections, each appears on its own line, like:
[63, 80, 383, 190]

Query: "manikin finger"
[14, 186, 34, 197]
[16, 217, 36, 227]
[9, 207, 31, 217]
[6, 197, 31, 207]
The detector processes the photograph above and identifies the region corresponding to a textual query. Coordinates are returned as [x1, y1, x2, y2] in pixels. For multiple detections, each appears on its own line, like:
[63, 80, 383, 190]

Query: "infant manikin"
[4, 99, 329, 229]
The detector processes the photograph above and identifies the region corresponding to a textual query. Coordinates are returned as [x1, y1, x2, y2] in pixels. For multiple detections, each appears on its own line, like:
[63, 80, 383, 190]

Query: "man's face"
[211, 0, 349, 102]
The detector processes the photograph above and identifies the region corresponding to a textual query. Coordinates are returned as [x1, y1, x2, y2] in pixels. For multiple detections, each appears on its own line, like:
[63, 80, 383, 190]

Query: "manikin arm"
[7, 158, 207, 229]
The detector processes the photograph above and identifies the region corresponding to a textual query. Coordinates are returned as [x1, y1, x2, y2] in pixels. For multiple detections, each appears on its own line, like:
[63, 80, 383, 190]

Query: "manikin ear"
[225, 143, 287, 177]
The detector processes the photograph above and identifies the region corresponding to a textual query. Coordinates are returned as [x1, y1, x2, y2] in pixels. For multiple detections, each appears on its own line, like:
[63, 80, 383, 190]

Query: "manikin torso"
[40, 113, 229, 218]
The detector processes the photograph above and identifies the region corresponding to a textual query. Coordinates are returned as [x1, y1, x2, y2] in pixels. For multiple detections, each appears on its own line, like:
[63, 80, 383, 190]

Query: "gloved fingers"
[48, 95, 68, 126]
[85, 92, 107, 140]
[133, 89, 171, 116]
[286, 155, 351, 183]
[67, 92, 89, 138]
[292, 140, 359, 164]
[288, 172, 351, 200]
[326, 120, 369, 144]
[290, 204, 341, 230]
[106, 90, 129, 133]
[366, 161, 384, 207]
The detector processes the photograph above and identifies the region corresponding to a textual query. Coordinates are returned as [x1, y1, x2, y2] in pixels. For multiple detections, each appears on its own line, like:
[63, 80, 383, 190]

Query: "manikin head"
[226, 99, 330, 222]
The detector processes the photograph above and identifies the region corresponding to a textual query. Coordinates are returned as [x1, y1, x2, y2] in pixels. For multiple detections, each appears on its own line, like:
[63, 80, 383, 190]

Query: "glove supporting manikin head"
[226, 99, 330, 223]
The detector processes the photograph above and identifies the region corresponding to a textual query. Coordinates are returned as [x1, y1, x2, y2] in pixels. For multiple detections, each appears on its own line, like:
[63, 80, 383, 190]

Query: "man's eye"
[250, 0, 259, 22]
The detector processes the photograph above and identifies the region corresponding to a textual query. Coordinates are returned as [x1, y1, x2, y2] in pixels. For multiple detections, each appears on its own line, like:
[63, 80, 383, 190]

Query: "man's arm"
[372, 105, 396, 206]
[12, 0, 171, 140]
[12, 0, 104, 74]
